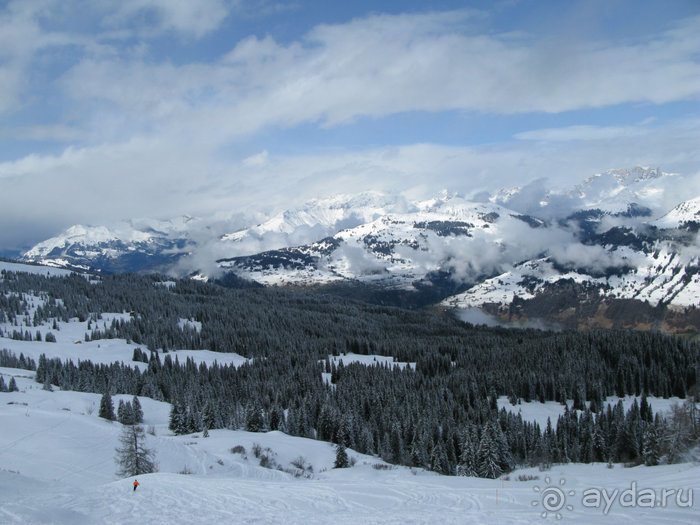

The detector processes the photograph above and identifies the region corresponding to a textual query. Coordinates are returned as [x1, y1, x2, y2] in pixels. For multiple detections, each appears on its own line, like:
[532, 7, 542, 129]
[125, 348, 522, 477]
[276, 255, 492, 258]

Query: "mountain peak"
[605, 166, 664, 184]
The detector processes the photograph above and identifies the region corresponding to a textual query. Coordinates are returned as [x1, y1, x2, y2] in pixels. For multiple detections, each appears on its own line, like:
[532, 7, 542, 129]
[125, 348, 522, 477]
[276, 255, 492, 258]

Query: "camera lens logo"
[532, 476, 575, 519]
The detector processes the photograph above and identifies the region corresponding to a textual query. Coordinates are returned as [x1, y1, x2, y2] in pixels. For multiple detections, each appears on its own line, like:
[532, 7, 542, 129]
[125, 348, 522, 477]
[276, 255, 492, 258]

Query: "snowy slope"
[0, 280, 249, 369]
[443, 242, 700, 312]
[0, 260, 77, 277]
[655, 196, 700, 229]
[0, 368, 697, 524]
[0, 265, 697, 524]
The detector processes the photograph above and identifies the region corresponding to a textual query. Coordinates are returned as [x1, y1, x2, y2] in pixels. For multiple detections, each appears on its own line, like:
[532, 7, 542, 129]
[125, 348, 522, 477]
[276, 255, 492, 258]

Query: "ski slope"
[0, 367, 697, 524]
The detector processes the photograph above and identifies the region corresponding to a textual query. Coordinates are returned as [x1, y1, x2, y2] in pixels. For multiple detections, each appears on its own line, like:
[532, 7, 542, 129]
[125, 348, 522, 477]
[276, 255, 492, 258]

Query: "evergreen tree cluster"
[0, 348, 36, 370]
[1, 269, 698, 477]
[2, 271, 695, 401]
[117, 396, 144, 425]
[0, 375, 18, 392]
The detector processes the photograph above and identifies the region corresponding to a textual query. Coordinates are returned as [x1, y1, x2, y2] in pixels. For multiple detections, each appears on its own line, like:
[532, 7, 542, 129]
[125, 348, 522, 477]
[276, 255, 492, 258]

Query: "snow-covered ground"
[322, 353, 416, 385]
[0, 260, 77, 277]
[326, 352, 415, 370]
[0, 367, 697, 524]
[0, 302, 249, 369]
[0, 269, 697, 523]
[497, 395, 693, 430]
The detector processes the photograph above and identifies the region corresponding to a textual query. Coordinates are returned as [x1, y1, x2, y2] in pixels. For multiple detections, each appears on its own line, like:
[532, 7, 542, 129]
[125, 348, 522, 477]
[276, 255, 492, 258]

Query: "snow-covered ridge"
[23, 216, 200, 259]
[655, 196, 700, 228]
[20, 167, 682, 272]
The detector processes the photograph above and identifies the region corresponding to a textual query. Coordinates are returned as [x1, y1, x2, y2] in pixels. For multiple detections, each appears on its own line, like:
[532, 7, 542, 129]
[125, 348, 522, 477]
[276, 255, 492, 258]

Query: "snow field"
[0, 366, 698, 524]
[497, 395, 694, 430]
[0, 283, 697, 524]
[0, 305, 249, 370]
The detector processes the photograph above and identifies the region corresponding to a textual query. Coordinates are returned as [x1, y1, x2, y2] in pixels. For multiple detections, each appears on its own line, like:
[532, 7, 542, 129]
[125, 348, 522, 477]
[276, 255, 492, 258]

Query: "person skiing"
[133, 479, 139, 491]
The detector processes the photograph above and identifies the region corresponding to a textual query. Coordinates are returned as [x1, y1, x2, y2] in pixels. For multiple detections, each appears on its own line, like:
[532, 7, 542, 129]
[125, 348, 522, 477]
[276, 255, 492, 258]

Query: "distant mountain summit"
[220, 191, 414, 246]
[19, 167, 700, 333]
[569, 166, 672, 211]
[21, 217, 200, 273]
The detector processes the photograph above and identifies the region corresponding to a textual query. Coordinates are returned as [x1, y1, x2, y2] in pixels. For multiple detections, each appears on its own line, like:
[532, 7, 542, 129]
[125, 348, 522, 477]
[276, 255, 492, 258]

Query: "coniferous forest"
[1, 269, 698, 477]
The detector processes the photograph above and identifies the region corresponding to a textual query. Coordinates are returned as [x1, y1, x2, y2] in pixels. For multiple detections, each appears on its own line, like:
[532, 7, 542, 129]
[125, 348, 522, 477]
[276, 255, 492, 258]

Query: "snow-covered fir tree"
[334, 441, 349, 468]
[643, 425, 661, 466]
[132, 396, 144, 424]
[476, 423, 502, 479]
[99, 391, 115, 420]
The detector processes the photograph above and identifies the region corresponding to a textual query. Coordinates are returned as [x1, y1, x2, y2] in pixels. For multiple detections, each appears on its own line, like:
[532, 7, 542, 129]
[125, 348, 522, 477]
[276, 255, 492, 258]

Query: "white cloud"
[242, 150, 269, 167]
[514, 125, 647, 142]
[107, 0, 235, 38]
[51, 11, 700, 144]
[332, 244, 387, 277]
[549, 242, 644, 274]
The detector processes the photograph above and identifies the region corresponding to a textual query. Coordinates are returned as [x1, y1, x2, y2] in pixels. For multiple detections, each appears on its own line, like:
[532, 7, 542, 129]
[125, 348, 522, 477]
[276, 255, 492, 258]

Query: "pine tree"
[0, 376, 6, 392]
[430, 440, 449, 475]
[201, 402, 215, 434]
[118, 400, 135, 425]
[456, 427, 478, 476]
[99, 391, 115, 420]
[244, 404, 264, 432]
[334, 441, 349, 468]
[389, 421, 404, 464]
[477, 425, 502, 479]
[642, 425, 660, 466]
[115, 424, 156, 477]
[36, 354, 47, 383]
[185, 406, 201, 433]
[592, 422, 607, 462]
[117, 399, 126, 423]
[493, 421, 513, 472]
[132, 396, 144, 424]
[269, 406, 280, 431]
[8, 377, 18, 392]
[169, 401, 185, 434]
[408, 429, 427, 469]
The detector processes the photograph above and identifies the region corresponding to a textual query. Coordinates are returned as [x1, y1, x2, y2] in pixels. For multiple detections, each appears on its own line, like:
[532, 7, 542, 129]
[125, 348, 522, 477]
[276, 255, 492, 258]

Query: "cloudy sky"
[0, 0, 698, 253]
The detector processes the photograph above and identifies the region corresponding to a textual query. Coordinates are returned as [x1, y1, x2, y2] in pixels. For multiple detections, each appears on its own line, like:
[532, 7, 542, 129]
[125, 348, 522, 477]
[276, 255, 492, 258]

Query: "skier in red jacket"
[133, 479, 139, 491]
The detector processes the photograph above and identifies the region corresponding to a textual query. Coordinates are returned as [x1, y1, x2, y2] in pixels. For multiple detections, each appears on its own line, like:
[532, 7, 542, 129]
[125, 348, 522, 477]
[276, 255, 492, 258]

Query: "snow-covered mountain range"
[19, 167, 700, 332]
[22, 216, 201, 274]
